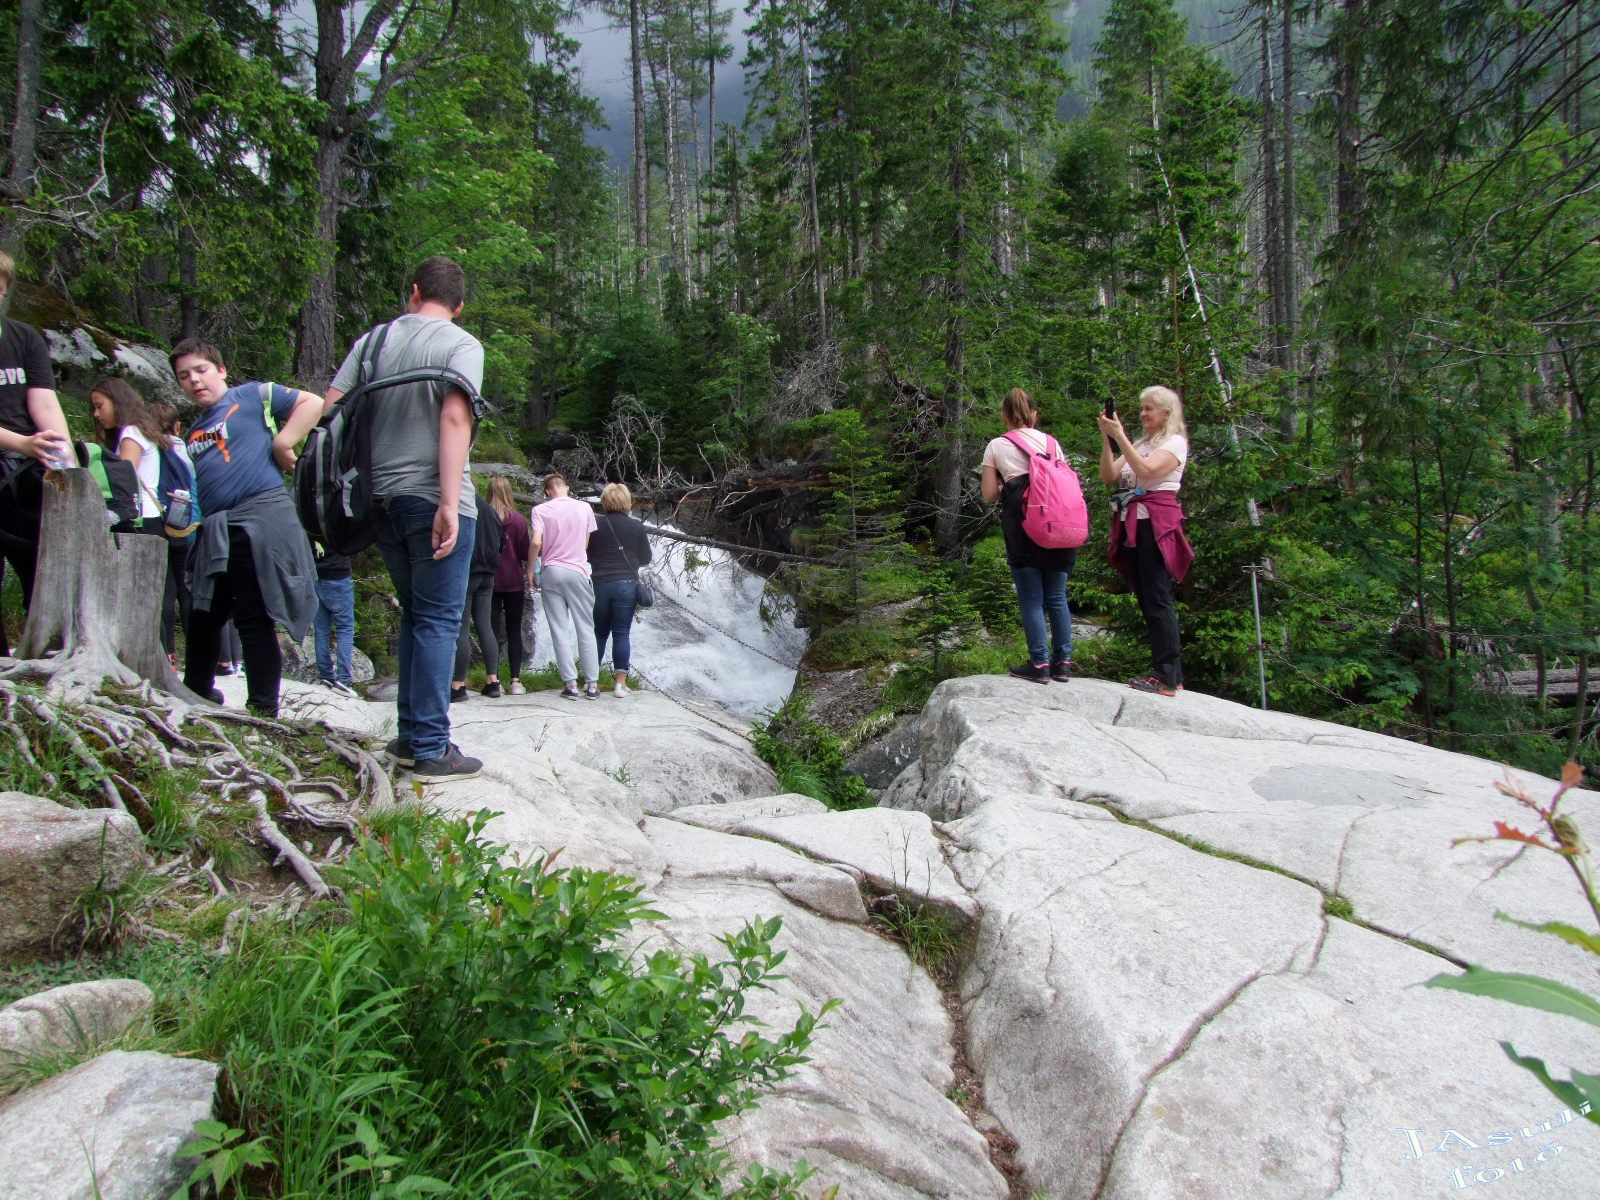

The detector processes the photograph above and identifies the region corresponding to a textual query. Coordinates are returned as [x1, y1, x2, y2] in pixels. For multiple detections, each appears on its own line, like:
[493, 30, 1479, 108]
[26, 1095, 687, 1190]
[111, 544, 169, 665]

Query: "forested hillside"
[3, 0, 1597, 773]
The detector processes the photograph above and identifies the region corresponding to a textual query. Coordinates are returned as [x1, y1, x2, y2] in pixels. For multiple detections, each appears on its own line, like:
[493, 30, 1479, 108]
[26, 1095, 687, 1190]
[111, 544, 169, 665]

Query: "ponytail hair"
[1001, 387, 1038, 430]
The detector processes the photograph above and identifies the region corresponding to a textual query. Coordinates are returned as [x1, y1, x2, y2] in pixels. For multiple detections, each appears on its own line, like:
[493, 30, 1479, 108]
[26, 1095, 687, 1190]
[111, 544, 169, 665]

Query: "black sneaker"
[481, 681, 502, 698]
[413, 744, 482, 781]
[450, 685, 469, 703]
[205, 687, 225, 704]
[1128, 674, 1178, 697]
[1050, 659, 1073, 683]
[384, 737, 415, 767]
[1009, 662, 1050, 684]
[560, 685, 581, 701]
[584, 682, 599, 700]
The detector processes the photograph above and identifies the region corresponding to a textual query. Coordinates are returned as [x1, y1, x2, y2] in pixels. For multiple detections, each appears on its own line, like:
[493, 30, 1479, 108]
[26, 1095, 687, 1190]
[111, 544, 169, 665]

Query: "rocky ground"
[2, 673, 1597, 1198]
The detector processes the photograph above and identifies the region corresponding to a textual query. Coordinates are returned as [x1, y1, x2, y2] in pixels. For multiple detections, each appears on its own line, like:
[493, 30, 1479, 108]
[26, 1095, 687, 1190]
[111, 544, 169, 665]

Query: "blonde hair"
[600, 482, 633, 514]
[486, 475, 516, 519]
[0, 250, 12, 290]
[1140, 386, 1187, 446]
[1001, 387, 1038, 430]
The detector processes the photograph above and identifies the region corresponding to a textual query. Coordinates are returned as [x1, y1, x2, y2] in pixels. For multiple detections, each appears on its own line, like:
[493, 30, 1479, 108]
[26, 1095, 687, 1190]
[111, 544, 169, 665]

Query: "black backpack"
[294, 322, 485, 556]
[470, 499, 506, 575]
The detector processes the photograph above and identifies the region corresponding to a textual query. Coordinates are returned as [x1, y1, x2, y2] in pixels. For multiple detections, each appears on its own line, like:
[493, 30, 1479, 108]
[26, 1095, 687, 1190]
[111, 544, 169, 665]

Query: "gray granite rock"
[0, 1050, 218, 1200]
[0, 980, 153, 1097]
[0, 795, 144, 962]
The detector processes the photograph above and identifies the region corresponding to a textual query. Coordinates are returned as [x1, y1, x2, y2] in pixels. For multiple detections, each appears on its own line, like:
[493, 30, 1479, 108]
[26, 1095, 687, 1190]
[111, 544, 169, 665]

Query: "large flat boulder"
[0, 795, 144, 962]
[892, 676, 1599, 986]
[891, 676, 1600, 1197]
[0, 1050, 218, 1199]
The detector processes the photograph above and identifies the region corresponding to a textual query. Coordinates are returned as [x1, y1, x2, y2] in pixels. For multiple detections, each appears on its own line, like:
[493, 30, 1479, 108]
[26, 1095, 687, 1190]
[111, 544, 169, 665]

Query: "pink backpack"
[1004, 430, 1090, 549]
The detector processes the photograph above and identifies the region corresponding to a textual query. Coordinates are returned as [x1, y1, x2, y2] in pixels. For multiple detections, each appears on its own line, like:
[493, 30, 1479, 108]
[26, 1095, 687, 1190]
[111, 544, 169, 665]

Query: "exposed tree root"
[0, 678, 395, 915]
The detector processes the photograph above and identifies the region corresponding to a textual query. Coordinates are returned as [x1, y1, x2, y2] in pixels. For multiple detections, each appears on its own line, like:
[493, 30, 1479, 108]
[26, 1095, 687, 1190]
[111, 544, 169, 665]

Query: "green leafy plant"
[1425, 763, 1600, 1125]
[169, 1121, 275, 1200]
[187, 809, 823, 1197]
[753, 693, 876, 811]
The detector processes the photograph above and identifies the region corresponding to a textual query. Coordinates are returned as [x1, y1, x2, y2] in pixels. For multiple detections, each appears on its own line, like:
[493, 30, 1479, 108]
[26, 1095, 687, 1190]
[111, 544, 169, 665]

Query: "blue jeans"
[313, 575, 356, 685]
[376, 496, 475, 762]
[1011, 565, 1072, 666]
[593, 576, 640, 672]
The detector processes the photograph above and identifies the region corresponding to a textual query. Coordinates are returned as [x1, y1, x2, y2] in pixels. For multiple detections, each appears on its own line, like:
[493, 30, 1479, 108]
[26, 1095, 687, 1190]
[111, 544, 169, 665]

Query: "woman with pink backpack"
[980, 387, 1087, 684]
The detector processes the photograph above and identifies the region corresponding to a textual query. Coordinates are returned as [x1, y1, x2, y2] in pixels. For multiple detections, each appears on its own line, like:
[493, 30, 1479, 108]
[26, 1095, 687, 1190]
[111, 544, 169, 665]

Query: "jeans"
[1131, 518, 1183, 686]
[593, 576, 640, 672]
[453, 571, 498, 681]
[184, 525, 283, 714]
[314, 575, 356, 685]
[1011, 565, 1072, 666]
[491, 590, 526, 677]
[541, 564, 598, 686]
[376, 495, 475, 762]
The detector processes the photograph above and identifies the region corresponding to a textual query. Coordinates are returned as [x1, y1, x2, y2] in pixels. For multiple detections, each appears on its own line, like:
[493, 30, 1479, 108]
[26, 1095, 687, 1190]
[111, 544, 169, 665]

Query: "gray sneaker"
[384, 737, 415, 767]
[328, 680, 358, 698]
[413, 744, 482, 782]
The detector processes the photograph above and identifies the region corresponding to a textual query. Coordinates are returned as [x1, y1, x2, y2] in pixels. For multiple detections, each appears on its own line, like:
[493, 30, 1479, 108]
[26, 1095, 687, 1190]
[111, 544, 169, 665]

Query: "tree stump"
[13, 468, 188, 697]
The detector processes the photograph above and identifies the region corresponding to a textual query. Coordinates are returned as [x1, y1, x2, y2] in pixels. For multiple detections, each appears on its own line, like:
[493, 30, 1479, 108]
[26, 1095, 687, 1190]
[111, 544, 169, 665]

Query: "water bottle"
[47, 444, 75, 471]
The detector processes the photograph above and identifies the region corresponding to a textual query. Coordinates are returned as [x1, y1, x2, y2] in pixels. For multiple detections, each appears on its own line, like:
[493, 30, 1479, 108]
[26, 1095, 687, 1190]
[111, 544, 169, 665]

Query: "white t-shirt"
[119, 425, 162, 519]
[982, 428, 1058, 483]
[1116, 434, 1188, 518]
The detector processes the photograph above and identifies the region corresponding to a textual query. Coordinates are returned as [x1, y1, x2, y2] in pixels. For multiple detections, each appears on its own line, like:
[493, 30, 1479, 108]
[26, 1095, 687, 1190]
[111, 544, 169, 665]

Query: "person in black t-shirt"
[0, 251, 72, 657]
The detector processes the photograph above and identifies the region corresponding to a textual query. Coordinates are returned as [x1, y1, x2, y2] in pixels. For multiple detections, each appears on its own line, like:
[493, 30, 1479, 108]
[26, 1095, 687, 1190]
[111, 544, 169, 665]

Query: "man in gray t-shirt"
[324, 256, 486, 780]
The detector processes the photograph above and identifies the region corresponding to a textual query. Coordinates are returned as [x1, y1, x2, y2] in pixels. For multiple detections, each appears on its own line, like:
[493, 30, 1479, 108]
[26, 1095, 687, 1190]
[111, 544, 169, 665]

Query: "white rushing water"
[520, 523, 806, 719]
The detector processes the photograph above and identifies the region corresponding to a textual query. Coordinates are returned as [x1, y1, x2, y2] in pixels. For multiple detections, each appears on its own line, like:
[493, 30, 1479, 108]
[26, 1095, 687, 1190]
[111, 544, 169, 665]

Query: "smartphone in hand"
[1104, 395, 1117, 451]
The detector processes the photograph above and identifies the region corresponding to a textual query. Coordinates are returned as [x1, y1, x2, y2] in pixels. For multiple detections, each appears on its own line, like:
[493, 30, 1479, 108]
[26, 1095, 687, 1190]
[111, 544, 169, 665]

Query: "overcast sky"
[566, 7, 753, 164]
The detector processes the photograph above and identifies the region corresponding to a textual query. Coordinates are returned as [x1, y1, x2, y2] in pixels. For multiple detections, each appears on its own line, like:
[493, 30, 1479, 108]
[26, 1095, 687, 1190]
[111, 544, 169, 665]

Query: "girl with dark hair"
[90, 378, 191, 656]
[980, 387, 1076, 684]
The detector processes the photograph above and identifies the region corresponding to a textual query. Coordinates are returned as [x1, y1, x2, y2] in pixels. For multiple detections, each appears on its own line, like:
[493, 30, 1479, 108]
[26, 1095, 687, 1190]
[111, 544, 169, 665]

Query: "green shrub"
[188, 810, 821, 1198]
[804, 620, 907, 671]
[753, 693, 877, 811]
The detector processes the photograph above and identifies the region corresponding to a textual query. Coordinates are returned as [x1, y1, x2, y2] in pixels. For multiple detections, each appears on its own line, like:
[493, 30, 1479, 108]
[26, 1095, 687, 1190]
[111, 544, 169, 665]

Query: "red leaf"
[1561, 761, 1584, 791]
[1492, 821, 1553, 849]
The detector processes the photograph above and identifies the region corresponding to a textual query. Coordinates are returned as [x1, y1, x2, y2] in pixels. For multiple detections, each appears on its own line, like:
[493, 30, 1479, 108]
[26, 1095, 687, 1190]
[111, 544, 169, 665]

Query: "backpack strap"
[257, 381, 280, 435]
[357, 322, 394, 389]
[1003, 429, 1063, 462]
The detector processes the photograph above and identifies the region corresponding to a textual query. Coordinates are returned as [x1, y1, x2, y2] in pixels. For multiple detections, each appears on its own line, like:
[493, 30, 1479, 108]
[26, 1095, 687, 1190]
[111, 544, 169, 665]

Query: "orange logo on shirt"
[188, 403, 239, 463]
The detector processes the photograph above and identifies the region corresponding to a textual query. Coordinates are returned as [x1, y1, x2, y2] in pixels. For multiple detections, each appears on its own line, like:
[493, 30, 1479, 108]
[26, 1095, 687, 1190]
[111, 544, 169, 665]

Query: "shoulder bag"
[607, 514, 654, 609]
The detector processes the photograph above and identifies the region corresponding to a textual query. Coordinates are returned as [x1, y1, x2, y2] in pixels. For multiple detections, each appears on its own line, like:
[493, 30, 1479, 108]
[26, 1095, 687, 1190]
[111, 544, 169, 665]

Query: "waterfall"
[521, 523, 807, 718]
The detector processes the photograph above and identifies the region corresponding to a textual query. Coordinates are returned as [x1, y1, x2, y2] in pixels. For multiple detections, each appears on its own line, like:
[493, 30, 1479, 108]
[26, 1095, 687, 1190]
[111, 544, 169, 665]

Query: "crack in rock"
[1089, 938, 1308, 1200]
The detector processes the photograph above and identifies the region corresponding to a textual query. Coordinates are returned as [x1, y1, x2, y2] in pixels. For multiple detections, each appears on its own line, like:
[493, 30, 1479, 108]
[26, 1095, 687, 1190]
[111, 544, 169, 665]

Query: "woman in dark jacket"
[587, 482, 653, 697]
[980, 387, 1076, 684]
[486, 475, 532, 694]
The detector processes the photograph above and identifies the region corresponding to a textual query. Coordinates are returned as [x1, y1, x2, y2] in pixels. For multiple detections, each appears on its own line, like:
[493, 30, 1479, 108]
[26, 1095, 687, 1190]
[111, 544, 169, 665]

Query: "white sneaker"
[613, 681, 628, 697]
[508, 679, 526, 695]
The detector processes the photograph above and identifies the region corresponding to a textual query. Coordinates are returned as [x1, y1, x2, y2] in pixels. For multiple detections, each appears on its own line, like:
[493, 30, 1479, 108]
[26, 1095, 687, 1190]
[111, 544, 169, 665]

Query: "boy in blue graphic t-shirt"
[171, 339, 323, 716]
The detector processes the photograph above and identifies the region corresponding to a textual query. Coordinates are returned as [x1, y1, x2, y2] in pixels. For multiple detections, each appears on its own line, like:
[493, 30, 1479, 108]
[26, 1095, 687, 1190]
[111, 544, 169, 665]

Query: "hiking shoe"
[560, 685, 581, 701]
[384, 737, 415, 767]
[481, 681, 503, 699]
[1128, 674, 1178, 697]
[1009, 662, 1050, 684]
[450, 685, 469, 703]
[508, 679, 526, 695]
[584, 682, 600, 700]
[413, 744, 482, 782]
[1050, 659, 1073, 683]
